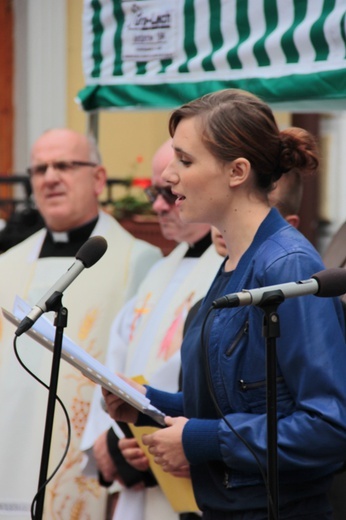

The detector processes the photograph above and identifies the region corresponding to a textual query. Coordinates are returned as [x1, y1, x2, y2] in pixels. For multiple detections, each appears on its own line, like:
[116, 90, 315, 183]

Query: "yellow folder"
[130, 376, 199, 513]
[128, 423, 199, 513]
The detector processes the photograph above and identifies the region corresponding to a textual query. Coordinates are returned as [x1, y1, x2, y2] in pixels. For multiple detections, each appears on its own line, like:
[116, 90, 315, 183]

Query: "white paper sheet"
[2, 296, 166, 426]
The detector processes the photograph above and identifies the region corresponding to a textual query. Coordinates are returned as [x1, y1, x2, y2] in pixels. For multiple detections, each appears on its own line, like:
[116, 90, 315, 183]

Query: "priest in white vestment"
[81, 139, 223, 520]
[0, 129, 162, 519]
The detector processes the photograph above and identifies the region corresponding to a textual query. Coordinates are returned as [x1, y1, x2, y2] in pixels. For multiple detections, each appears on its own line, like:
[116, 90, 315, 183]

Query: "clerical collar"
[39, 216, 99, 258]
[51, 231, 69, 243]
[184, 232, 212, 258]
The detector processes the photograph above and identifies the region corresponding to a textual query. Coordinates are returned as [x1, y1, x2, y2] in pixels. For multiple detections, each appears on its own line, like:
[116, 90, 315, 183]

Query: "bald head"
[151, 139, 174, 184]
[31, 129, 101, 164]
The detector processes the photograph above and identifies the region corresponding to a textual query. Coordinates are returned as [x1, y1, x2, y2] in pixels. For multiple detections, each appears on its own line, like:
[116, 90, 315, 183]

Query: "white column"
[13, 0, 67, 172]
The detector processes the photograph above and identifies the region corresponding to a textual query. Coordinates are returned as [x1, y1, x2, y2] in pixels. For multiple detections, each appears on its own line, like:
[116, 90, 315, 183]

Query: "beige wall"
[66, 0, 170, 182]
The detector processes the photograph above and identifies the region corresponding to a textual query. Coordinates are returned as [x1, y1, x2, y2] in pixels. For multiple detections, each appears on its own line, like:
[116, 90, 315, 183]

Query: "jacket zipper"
[239, 375, 284, 391]
[225, 320, 249, 356]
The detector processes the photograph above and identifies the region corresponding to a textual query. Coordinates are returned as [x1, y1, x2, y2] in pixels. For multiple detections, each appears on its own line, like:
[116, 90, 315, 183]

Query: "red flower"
[131, 178, 151, 189]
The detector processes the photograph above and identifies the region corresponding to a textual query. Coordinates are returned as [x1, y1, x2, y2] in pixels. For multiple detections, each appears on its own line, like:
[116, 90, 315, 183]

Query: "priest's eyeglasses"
[27, 161, 98, 177]
[144, 185, 177, 205]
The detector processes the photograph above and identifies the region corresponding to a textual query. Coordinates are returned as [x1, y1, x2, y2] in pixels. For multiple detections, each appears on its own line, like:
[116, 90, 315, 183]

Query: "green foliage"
[113, 194, 153, 219]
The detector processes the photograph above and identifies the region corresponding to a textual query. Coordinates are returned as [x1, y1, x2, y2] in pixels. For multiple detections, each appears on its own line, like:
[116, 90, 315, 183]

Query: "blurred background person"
[0, 128, 162, 519]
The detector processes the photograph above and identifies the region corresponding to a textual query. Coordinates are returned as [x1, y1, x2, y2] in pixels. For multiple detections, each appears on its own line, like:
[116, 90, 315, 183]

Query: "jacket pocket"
[225, 320, 249, 356]
[238, 375, 284, 392]
[223, 468, 263, 489]
[238, 375, 294, 414]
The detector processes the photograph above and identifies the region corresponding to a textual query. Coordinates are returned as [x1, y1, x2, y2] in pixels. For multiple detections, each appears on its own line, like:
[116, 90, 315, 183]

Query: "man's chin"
[159, 227, 178, 242]
[43, 212, 72, 231]
[161, 231, 177, 241]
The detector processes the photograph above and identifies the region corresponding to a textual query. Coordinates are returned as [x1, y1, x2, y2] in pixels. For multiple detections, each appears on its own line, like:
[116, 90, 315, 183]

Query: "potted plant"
[112, 177, 154, 220]
[106, 156, 175, 254]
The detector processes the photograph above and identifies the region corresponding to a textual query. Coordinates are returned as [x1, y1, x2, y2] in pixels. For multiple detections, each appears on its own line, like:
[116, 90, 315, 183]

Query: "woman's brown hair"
[169, 89, 319, 191]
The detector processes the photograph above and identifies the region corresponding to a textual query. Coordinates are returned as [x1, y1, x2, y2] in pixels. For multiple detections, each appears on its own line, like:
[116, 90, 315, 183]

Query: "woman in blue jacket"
[103, 89, 346, 520]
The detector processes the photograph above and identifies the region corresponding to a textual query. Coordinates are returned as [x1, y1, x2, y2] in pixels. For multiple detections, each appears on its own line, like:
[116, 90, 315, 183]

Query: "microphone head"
[76, 236, 108, 268]
[312, 268, 346, 297]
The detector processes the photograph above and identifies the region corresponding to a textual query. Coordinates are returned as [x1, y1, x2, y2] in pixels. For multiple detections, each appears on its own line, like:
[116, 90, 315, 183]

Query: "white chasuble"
[124, 243, 222, 387]
[115, 243, 222, 520]
[0, 211, 162, 519]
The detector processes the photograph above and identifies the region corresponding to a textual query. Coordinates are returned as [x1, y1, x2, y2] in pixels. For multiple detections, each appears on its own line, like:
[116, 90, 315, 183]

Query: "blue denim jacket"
[147, 209, 346, 512]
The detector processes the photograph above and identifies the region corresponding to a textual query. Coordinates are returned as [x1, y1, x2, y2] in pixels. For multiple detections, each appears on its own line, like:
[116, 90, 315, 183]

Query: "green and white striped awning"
[77, 0, 346, 112]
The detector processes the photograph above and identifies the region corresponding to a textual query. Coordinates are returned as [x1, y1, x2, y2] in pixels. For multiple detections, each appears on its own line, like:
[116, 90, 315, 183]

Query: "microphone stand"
[33, 291, 68, 520]
[257, 290, 285, 520]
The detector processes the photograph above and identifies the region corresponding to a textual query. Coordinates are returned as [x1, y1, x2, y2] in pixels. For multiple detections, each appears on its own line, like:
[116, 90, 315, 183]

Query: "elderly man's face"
[29, 129, 106, 231]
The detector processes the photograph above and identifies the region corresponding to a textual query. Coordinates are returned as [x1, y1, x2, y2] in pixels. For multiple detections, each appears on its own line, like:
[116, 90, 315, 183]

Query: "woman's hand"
[102, 375, 146, 424]
[142, 416, 189, 474]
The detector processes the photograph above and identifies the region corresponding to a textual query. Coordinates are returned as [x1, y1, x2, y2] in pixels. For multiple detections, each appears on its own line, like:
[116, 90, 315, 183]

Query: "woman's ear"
[228, 157, 251, 187]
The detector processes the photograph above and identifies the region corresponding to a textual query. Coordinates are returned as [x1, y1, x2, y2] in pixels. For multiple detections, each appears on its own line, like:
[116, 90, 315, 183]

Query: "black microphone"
[15, 235, 108, 336]
[212, 268, 346, 309]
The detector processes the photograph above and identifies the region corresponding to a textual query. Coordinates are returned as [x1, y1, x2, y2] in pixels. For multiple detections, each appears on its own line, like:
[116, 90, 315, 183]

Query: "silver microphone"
[212, 268, 346, 309]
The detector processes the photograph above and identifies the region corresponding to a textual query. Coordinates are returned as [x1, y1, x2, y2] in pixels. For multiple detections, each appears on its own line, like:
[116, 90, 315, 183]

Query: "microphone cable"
[200, 306, 278, 520]
[13, 335, 71, 520]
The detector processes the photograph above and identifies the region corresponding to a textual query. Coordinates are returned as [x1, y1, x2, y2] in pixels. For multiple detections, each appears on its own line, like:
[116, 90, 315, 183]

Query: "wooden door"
[0, 0, 14, 219]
